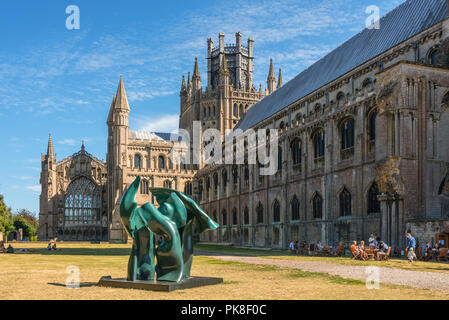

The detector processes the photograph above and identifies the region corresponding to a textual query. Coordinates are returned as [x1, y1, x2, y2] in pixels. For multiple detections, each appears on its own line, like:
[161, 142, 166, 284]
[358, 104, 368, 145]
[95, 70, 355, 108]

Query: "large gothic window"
[64, 177, 101, 225]
[273, 200, 280, 223]
[134, 154, 142, 170]
[340, 118, 355, 160]
[313, 193, 323, 219]
[222, 209, 228, 226]
[339, 188, 352, 217]
[291, 196, 300, 221]
[367, 183, 381, 214]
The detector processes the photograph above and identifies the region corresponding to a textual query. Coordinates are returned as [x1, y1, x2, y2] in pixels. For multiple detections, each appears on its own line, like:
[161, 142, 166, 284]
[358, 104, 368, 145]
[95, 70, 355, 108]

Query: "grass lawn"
[195, 244, 449, 275]
[1, 242, 448, 300]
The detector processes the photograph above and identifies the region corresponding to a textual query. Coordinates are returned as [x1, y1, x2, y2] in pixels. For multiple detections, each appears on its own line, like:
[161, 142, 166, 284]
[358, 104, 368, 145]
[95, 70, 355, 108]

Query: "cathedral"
[40, 0, 449, 251]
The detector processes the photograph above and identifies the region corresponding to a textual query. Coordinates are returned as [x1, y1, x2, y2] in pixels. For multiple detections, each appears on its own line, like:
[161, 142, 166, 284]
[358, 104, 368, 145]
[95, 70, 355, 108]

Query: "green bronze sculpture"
[120, 175, 219, 283]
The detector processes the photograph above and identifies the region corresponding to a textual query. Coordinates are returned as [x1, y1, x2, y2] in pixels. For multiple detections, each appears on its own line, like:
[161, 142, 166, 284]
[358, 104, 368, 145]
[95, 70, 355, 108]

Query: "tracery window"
[340, 118, 355, 160]
[291, 138, 301, 167]
[140, 180, 149, 194]
[273, 200, 280, 223]
[232, 208, 238, 225]
[134, 154, 142, 170]
[339, 188, 352, 217]
[184, 182, 193, 196]
[368, 109, 377, 153]
[256, 202, 264, 224]
[244, 207, 249, 225]
[158, 155, 166, 169]
[64, 177, 101, 225]
[367, 183, 381, 214]
[312, 130, 325, 167]
[291, 196, 300, 221]
[313, 193, 323, 219]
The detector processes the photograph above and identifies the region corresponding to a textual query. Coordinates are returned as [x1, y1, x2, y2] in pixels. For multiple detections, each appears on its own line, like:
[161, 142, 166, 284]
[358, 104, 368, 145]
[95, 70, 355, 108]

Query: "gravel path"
[199, 254, 449, 293]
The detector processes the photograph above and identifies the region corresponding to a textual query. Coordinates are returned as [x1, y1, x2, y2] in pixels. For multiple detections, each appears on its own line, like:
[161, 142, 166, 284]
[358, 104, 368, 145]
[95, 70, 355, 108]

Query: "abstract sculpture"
[120, 175, 219, 283]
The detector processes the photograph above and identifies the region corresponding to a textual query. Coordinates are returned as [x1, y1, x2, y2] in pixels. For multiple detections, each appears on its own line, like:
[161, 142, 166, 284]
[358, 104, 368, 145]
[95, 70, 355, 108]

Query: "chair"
[319, 245, 330, 256]
[335, 245, 345, 257]
[437, 248, 449, 262]
[351, 246, 363, 260]
[379, 247, 391, 261]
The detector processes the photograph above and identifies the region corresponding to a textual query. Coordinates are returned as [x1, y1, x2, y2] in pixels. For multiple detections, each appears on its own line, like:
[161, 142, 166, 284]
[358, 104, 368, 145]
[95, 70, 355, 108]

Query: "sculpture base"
[98, 276, 223, 292]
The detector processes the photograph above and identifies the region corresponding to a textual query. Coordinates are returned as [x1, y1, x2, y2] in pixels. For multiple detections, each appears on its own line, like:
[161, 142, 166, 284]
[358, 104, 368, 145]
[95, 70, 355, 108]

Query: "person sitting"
[0, 241, 5, 254]
[289, 240, 296, 254]
[335, 242, 345, 257]
[369, 240, 377, 248]
[294, 241, 299, 254]
[52, 243, 57, 251]
[6, 245, 14, 254]
[368, 234, 376, 244]
[350, 241, 361, 259]
[316, 241, 323, 252]
[422, 242, 432, 261]
[377, 241, 389, 259]
[47, 243, 52, 251]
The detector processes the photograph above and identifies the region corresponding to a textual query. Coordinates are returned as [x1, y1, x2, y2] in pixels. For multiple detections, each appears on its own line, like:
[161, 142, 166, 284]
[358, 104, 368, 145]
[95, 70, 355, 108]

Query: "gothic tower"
[38, 134, 57, 239]
[107, 76, 130, 242]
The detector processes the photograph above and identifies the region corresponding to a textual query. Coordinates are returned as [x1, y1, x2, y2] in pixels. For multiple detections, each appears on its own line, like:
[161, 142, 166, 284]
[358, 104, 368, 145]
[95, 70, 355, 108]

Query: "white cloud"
[135, 114, 180, 133]
[26, 185, 41, 193]
[58, 139, 77, 146]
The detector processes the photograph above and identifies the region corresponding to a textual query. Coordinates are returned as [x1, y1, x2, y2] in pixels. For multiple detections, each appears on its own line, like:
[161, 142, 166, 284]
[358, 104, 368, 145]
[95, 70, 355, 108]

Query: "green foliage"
[13, 215, 37, 238]
[0, 194, 13, 235]
[15, 209, 39, 234]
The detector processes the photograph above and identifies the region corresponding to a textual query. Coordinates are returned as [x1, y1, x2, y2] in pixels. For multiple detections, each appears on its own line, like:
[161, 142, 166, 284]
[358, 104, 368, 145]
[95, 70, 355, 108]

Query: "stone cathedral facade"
[40, 0, 449, 250]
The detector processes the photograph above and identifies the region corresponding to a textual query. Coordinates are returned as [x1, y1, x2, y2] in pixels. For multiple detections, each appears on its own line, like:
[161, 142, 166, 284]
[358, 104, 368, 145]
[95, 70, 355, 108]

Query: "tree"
[16, 209, 38, 231]
[0, 195, 13, 235]
[13, 216, 37, 238]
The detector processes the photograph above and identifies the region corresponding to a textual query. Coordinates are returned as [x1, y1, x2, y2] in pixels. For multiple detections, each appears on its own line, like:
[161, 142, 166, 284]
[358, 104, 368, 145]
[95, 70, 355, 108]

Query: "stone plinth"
[98, 276, 223, 292]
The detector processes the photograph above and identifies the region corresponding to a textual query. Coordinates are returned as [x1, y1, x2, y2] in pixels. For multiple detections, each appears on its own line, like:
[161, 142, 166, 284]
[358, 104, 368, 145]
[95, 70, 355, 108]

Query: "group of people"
[289, 240, 345, 256]
[350, 234, 390, 261]
[0, 241, 14, 254]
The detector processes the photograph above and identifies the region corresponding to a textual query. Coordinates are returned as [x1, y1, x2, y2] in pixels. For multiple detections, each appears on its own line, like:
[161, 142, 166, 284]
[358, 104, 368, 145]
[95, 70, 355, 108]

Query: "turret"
[219, 54, 230, 87]
[267, 58, 276, 94]
[181, 74, 186, 93]
[192, 57, 201, 91]
[277, 68, 283, 89]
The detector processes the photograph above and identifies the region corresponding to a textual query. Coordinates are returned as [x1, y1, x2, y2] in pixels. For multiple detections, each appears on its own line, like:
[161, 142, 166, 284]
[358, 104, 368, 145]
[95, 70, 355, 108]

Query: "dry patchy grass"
[1, 242, 448, 300]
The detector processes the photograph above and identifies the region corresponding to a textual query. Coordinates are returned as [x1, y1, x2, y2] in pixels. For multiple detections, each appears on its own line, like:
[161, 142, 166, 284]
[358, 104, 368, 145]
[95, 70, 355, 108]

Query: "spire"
[114, 75, 130, 111]
[81, 140, 85, 152]
[220, 54, 229, 76]
[107, 96, 115, 125]
[187, 72, 191, 91]
[181, 74, 186, 91]
[47, 134, 54, 156]
[267, 58, 276, 94]
[193, 57, 201, 80]
[277, 68, 283, 89]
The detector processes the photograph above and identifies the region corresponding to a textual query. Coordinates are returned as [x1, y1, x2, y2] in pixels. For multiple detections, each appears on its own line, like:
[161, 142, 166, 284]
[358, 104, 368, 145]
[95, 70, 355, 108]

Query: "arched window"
[233, 104, 237, 117]
[222, 209, 227, 226]
[429, 49, 439, 66]
[140, 180, 149, 195]
[367, 183, 381, 214]
[368, 109, 377, 153]
[232, 166, 238, 185]
[203, 107, 207, 118]
[232, 208, 238, 225]
[213, 173, 219, 191]
[312, 193, 323, 219]
[244, 207, 249, 225]
[291, 138, 301, 167]
[291, 196, 300, 221]
[134, 154, 142, 170]
[158, 155, 166, 170]
[280, 122, 285, 130]
[278, 147, 283, 171]
[222, 169, 228, 190]
[337, 92, 345, 107]
[340, 118, 355, 160]
[312, 130, 325, 166]
[184, 182, 193, 196]
[339, 188, 352, 217]
[256, 202, 264, 224]
[164, 180, 172, 189]
[244, 163, 249, 182]
[213, 210, 217, 222]
[314, 103, 322, 114]
[273, 200, 280, 223]
[64, 177, 101, 225]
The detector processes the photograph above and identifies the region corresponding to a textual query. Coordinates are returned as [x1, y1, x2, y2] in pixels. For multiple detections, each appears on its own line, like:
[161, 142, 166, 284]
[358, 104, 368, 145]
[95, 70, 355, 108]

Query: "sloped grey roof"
[236, 0, 448, 131]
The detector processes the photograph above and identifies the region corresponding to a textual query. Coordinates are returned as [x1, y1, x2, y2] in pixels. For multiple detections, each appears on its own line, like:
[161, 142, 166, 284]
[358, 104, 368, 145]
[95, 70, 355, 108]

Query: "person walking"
[406, 233, 417, 263]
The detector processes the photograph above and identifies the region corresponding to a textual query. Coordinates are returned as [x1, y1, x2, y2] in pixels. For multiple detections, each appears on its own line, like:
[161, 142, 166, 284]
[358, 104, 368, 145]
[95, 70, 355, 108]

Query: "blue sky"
[0, 0, 404, 214]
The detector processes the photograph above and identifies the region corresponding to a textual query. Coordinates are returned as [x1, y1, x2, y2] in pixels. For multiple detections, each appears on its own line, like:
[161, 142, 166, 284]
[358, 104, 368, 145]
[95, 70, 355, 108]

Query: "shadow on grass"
[17, 248, 131, 256]
[48, 282, 98, 288]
